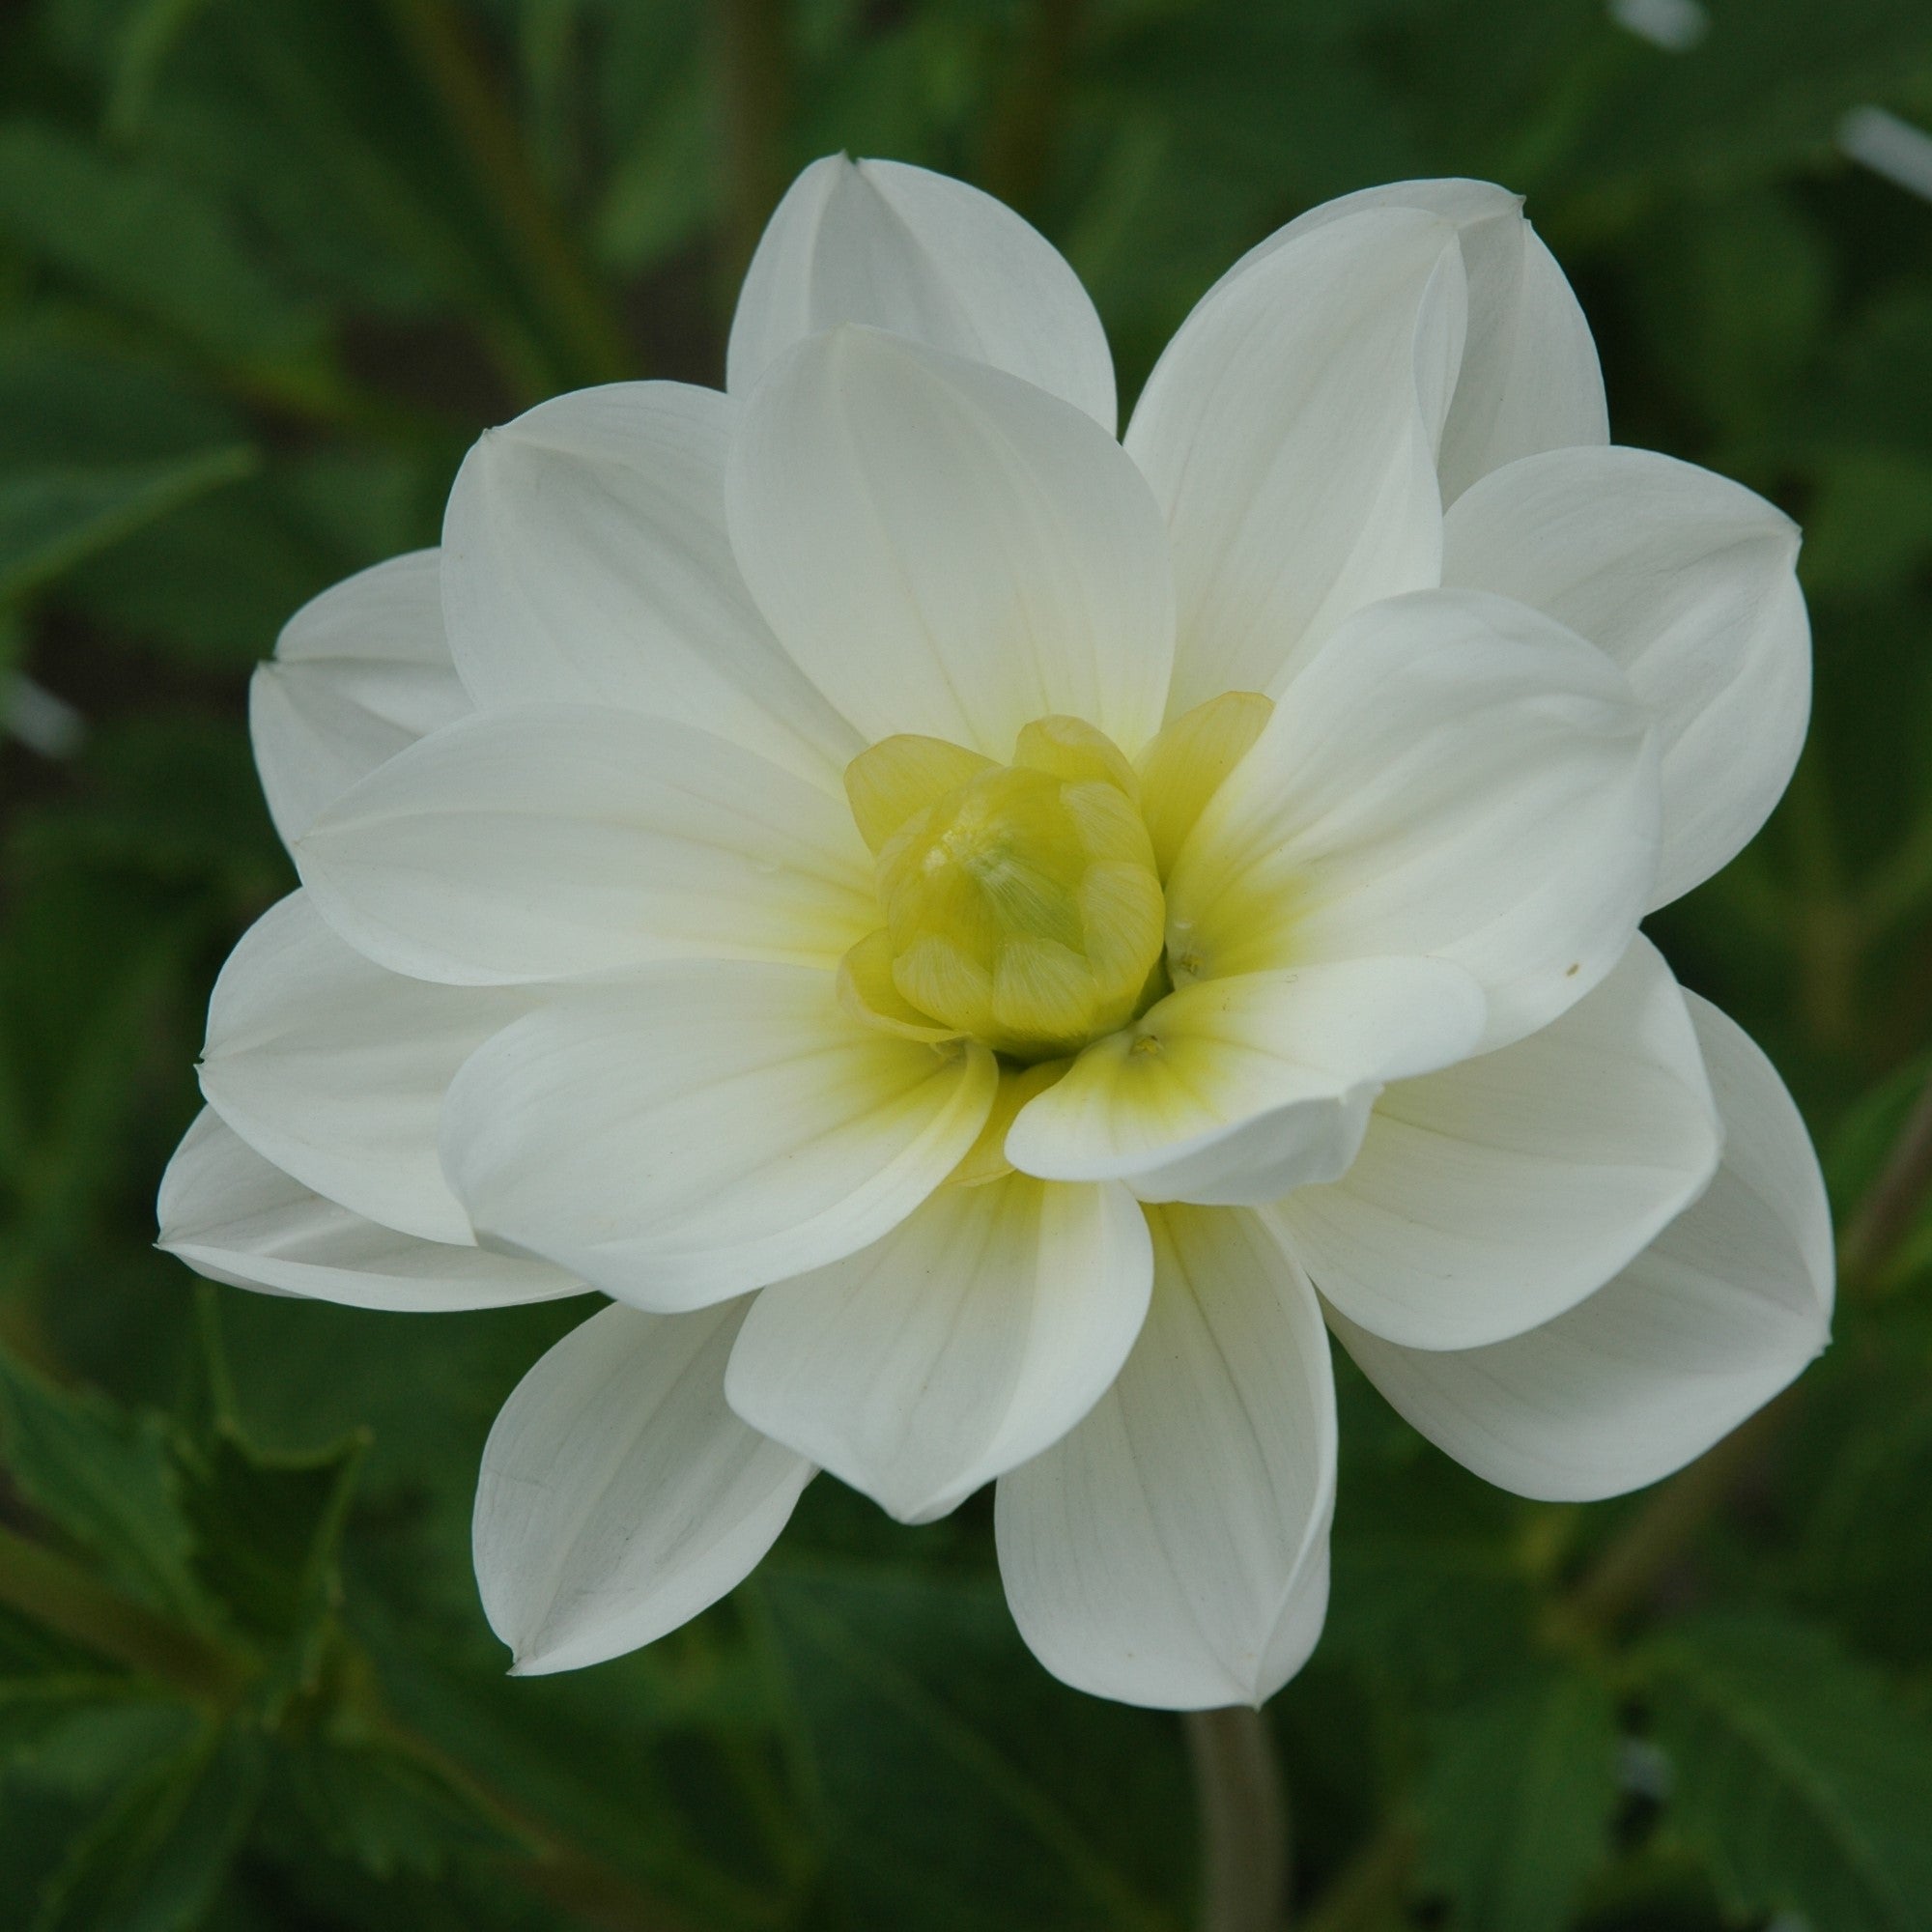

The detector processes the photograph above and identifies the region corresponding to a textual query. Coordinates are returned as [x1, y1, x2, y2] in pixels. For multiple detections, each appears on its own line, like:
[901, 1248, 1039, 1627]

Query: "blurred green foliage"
[2, 1, 1932, 1927]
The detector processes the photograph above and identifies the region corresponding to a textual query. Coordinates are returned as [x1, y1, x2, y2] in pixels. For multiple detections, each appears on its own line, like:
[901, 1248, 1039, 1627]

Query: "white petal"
[440, 381, 860, 787]
[725, 326, 1174, 758]
[197, 894, 529, 1245]
[157, 1110, 583, 1311]
[1444, 211, 1606, 499]
[1167, 588, 1661, 1051]
[474, 1299, 811, 1675]
[295, 705, 878, 985]
[727, 155, 1116, 429]
[995, 1207, 1336, 1710]
[250, 550, 472, 843]
[1271, 937, 1719, 1350]
[1124, 205, 1466, 715]
[1327, 993, 1832, 1501]
[1213, 181, 1606, 505]
[1444, 445, 1809, 907]
[1006, 959, 1486, 1206]
[724, 1176, 1151, 1524]
[440, 963, 997, 1311]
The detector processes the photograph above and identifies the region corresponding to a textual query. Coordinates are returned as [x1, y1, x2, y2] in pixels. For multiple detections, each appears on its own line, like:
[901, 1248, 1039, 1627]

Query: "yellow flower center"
[838, 695, 1275, 1068]
[846, 717, 1163, 1059]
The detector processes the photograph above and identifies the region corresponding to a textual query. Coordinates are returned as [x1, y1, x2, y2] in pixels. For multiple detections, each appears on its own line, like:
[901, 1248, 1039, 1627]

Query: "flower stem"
[979, 0, 1086, 215]
[713, 0, 793, 293]
[1185, 1705, 1289, 1932]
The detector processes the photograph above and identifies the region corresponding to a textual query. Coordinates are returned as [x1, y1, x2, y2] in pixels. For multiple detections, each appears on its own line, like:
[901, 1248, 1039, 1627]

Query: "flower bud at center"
[849, 720, 1167, 1060]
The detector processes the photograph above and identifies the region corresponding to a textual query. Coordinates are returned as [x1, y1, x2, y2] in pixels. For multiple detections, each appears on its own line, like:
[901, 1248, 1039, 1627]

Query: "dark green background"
[4, 2, 1932, 1928]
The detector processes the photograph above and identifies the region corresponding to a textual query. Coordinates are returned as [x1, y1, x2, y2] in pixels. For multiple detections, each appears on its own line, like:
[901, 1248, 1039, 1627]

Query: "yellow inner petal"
[1012, 714, 1141, 795]
[837, 927, 964, 1042]
[838, 702, 1276, 1063]
[948, 1058, 1070, 1187]
[1135, 691, 1273, 879]
[850, 722, 1166, 1061]
[844, 733, 995, 855]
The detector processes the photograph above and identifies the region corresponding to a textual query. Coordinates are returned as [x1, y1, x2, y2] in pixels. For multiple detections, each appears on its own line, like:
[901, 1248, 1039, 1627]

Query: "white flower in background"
[159, 157, 1833, 1710]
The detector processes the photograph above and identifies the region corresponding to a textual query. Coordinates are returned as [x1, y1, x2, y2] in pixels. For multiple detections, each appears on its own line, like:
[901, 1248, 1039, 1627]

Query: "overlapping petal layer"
[159, 1110, 584, 1311]
[474, 1299, 813, 1675]
[295, 705, 877, 984]
[1272, 937, 1720, 1350]
[726, 154, 1117, 429]
[996, 1206, 1336, 1708]
[1214, 178, 1607, 504]
[724, 1175, 1151, 1523]
[441, 381, 859, 785]
[1005, 959, 1485, 1204]
[1326, 995, 1832, 1500]
[726, 327, 1175, 757]
[249, 550, 471, 843]
[197, 893, 531, 1245]
[1125, 205, 1465, 713]
[1444, 445, 1809, 907]
[440, 963, 997, 1310]
[1167, 588, 1660, 1051]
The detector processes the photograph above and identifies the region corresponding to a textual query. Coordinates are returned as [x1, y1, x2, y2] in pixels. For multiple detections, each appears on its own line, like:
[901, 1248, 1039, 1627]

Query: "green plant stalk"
[1186, 1705, 1290, 1932]
[979, 0, 1086, 216]
[712, 0, 792, 295]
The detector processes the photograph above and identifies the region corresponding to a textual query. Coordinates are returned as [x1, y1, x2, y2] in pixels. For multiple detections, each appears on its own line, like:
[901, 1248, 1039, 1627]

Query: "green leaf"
[1823, 1051, 1932, 1281]
[1800, 449, 1932, 600]
[1415, 1665, 1621, 1932]
[35, 1719, 262, 1932]
[0, 1347, 201, 1624]
[284, 1732, 511, 1879]
[0, 1677, 177, 1773]
[0, 323, 245, 468]
[1322, 1366, 1540, 1699]
[0, 447, 257, 603]
[103, 0, 228, 142]
[0, 121, 325, 369]
[53, 461, 369, 665]
[1324, 1530, 1540, 1700]
[1642, 1613, 1932, 1932]
[1555, 0, 1932, 205]
[3, 715, 283, 902]
[174, 1422, 366, 1664]
[0, 873, 208, 1263]
[754, 1564, 1188, 1932]
[1800, 1383, 1932, 1663]
[1626, 192, 1831, 436]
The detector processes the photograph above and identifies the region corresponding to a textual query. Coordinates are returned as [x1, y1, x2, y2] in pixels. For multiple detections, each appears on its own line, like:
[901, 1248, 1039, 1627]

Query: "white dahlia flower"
[159, 159, 1833, 1710]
